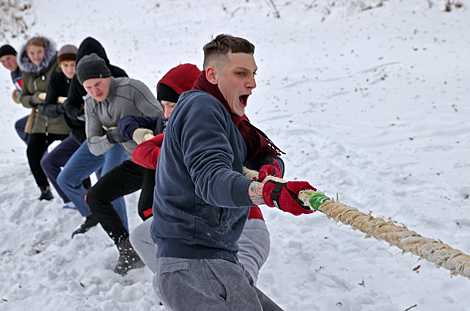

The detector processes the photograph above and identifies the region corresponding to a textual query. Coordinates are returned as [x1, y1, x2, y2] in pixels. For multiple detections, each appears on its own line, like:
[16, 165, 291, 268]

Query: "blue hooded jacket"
[151, 90, 254, 264]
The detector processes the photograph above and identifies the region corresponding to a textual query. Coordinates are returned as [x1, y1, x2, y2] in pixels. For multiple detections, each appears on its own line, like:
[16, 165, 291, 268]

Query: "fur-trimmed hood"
[18, 37, 57, 77]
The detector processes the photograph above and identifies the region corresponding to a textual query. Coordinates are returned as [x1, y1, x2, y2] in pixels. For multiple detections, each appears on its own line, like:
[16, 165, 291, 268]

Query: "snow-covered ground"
[1, 0, 469, 310]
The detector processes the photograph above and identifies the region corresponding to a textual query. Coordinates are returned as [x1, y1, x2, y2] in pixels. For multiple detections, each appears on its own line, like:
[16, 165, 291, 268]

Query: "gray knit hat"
[57, 44, 78, 65]
[76, 53, 111, 85]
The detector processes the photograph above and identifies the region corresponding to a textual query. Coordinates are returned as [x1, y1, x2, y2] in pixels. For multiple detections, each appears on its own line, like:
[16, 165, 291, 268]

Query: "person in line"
[40, 44, 91, 210]
[151, 34, 316, 310]
[18, 37, 70, 201]
[56, 37, 128, 237]
[122, 63, 271, 288]
[0, 44, 29, 143]
[76, 53, 162, 275]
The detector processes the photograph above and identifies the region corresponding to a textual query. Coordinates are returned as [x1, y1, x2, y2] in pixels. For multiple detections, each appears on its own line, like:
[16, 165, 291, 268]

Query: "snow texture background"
[0, 0, 469, 310]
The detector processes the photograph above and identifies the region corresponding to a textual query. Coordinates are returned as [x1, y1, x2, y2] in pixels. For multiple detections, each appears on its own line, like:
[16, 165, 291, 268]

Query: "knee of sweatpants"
[129, 230, 138, 247]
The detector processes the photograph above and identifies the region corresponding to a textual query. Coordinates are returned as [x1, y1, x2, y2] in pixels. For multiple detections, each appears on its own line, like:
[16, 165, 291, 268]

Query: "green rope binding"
[303, 190, 330, 212]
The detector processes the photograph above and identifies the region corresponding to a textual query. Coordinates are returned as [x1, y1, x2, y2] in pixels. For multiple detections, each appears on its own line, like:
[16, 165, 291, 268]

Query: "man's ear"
[206, 66, 218, 85]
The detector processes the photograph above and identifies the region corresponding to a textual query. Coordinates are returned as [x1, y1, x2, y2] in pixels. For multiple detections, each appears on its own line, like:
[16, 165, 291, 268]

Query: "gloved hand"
[38, 92, 46, 100]
[132, 128, 154, 144]
[106, 127, 128, 144]
[258, 158, 283, 182]
[12, 89, 21, 103]
[58, 96, 67, 104]
[56, 102, 66, 115]
[30, 92, 46, 106]
[262, 180, 316, 216]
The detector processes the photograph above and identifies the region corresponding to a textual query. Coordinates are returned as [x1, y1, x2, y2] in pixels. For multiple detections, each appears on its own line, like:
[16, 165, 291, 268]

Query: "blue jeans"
[15, 115, 29, 143]
[57, 140, 129, 230]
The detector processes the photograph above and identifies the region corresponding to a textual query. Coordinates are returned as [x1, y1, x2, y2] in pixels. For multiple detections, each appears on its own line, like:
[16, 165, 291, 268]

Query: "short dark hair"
[202, 34, 255, 70]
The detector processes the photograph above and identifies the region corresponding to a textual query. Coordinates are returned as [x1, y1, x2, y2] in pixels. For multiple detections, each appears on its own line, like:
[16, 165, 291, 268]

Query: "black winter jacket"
[44, 71, 84, 139]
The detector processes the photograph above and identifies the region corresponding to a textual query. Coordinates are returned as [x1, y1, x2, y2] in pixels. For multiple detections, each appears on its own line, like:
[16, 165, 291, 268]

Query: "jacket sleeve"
[65, 75, 86, 121]
[132, 137, 161, 169]
[43, 73, 63, 119]
[178, 95, 253, 208]
[20, 72, 34, 109]
[118, 115, 159, 141]
[130, 80, 162, 117]
[85, 99, 114, 156]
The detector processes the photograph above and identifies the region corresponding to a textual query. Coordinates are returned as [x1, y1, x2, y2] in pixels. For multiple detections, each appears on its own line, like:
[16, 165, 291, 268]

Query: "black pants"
[27, 132, 69, 189]
[138, 168, 155, 221]
[86, 160, 154, 245]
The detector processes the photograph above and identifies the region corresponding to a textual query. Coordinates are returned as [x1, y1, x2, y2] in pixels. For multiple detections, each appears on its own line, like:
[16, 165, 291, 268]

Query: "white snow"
[1, 0, 469, 310]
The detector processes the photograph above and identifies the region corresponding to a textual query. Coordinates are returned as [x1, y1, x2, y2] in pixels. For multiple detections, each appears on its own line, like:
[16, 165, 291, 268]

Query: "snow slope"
[1, 0, 469, 310]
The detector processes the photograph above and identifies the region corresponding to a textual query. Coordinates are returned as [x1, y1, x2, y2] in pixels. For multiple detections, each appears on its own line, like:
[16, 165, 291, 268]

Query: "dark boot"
[39, 185, 53, 201]
[114, 239, 145, 275]
[71, 214, 99, 238]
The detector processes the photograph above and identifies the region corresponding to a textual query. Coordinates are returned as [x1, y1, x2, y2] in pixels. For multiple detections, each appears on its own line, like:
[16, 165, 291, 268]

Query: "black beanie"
[76, 53, 111, 85]
[157, 83, 180, 103]
[0, 44, 17, 58]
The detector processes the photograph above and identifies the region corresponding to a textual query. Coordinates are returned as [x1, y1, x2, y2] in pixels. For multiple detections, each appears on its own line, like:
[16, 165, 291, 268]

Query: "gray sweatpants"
[155, 257, 283, 311]
[130, 218, 270, 285]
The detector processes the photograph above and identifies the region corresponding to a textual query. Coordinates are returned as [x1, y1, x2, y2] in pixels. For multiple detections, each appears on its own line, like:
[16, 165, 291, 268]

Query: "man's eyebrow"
[234, 66, 258, 72]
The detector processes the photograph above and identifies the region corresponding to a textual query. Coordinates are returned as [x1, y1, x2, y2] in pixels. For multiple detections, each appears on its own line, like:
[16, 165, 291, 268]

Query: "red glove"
[258, 158, 283, 182]
[132, 133, 165, 169]
[262, 180, 316, 216]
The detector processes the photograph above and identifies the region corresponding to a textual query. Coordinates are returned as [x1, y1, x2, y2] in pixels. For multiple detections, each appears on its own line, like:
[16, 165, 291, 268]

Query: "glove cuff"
[262, 180, 282, 208]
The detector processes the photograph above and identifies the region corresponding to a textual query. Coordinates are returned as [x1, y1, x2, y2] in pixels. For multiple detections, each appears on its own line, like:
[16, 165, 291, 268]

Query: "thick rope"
[243, 167, 470, 279]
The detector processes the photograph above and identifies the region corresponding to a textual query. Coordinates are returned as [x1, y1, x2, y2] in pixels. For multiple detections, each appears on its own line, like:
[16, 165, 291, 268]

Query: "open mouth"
[239, 95, 249, 107]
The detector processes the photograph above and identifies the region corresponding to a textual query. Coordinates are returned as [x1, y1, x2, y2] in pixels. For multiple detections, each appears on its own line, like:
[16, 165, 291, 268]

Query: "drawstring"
[45, 116, 49, 143]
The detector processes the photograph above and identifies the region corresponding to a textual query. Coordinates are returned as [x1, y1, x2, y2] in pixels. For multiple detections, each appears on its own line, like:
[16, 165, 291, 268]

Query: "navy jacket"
[151, 90, 254, 264]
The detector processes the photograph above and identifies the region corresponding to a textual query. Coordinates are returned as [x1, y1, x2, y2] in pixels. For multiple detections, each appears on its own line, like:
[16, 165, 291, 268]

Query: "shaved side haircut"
[202, 34, 255, 70]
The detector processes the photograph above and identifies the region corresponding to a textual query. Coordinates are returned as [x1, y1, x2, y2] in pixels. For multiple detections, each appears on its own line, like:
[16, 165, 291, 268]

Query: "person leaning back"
[151, 34, 316, 311]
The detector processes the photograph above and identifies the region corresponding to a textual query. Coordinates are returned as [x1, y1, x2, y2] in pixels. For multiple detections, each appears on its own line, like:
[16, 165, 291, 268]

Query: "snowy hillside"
[1, 0, 469, 310]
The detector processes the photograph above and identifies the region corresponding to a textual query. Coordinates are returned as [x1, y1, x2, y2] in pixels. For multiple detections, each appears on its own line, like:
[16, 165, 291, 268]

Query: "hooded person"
[76, 53, 162, 276]
[18, 36, 71, 200]
[118, 64, 272, 294]
[56, 37, 129, 238]
[0, 44, 29, 143]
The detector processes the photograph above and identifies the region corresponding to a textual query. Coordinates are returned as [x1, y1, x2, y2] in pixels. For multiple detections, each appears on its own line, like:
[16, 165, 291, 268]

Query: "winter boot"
[71, 214, 99, 238]
[114, 239, 145, 276]
[39, 185, 53, 201]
